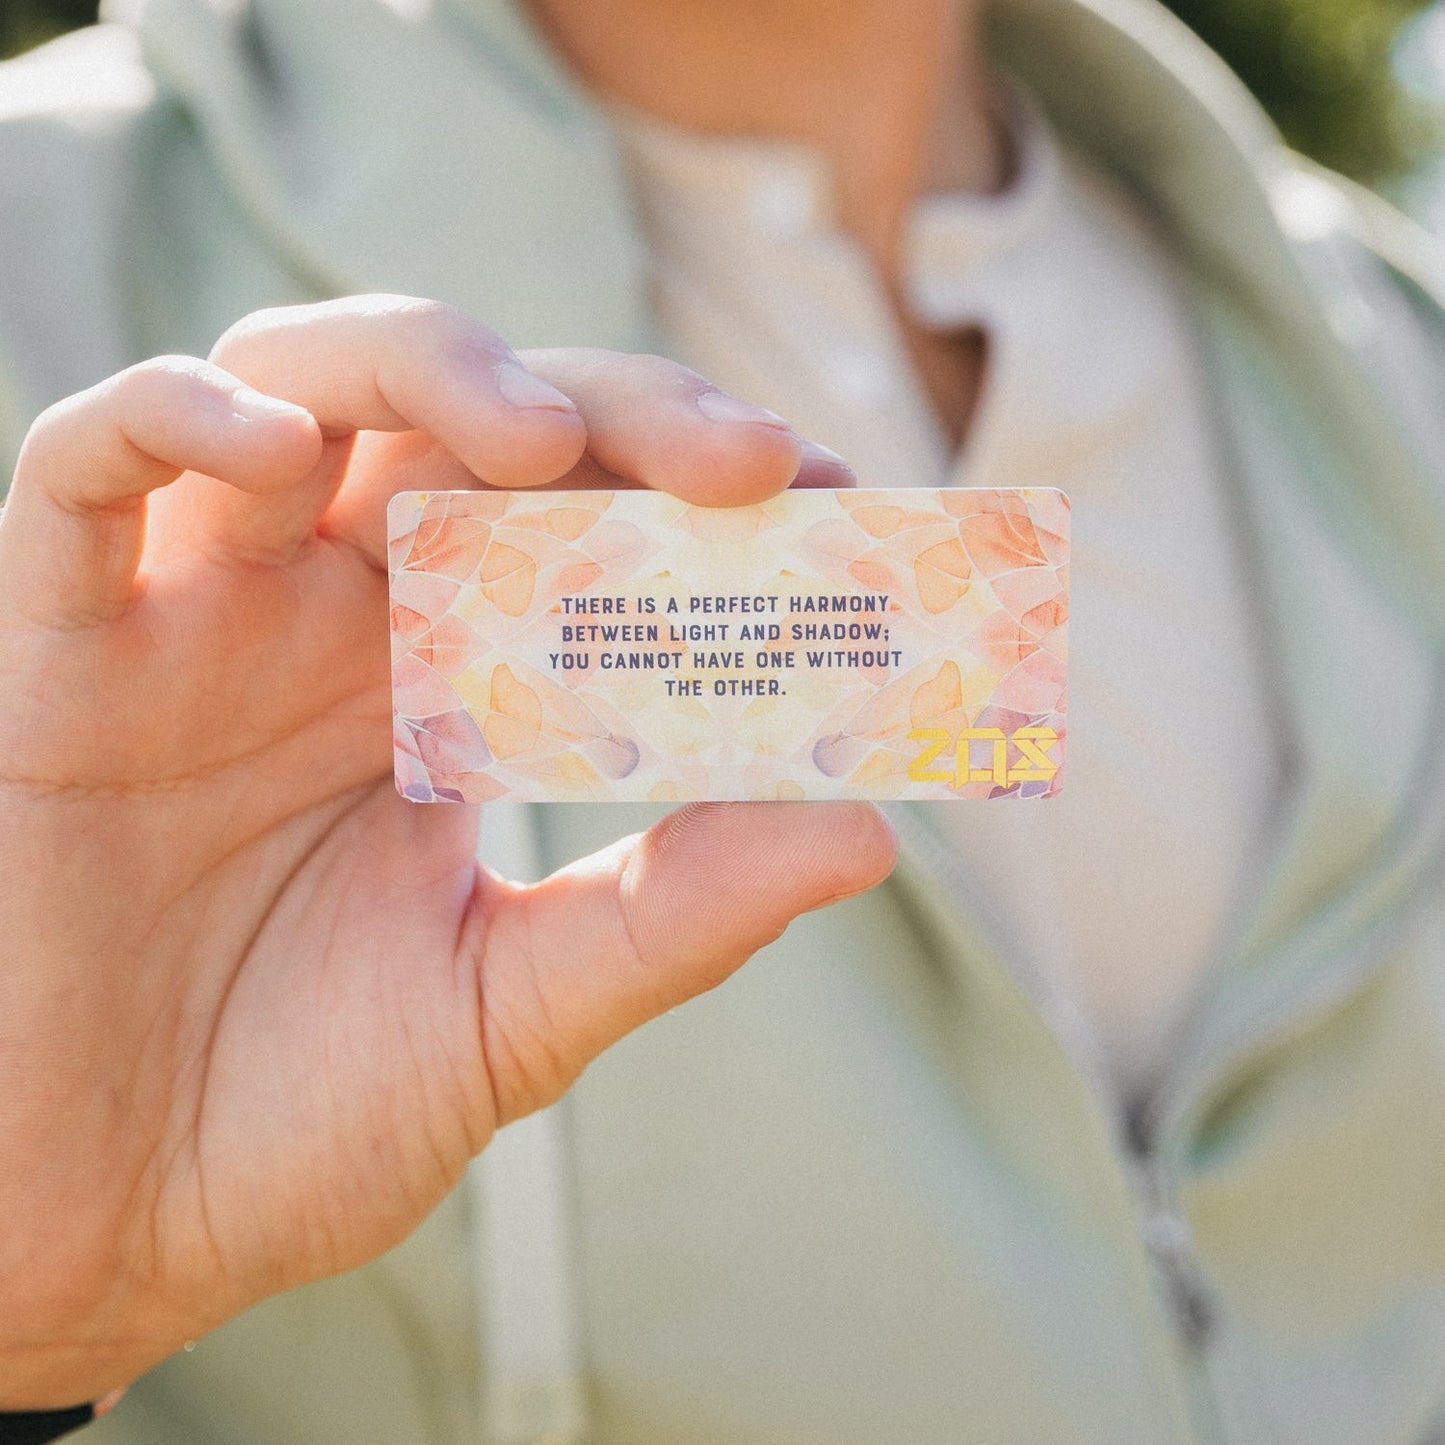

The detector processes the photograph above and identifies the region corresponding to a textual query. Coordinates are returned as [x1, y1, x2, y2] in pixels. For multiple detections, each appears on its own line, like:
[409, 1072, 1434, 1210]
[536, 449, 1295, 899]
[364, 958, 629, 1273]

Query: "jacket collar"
[103, 0, 648, 349]
[994, 0, 1445, 647]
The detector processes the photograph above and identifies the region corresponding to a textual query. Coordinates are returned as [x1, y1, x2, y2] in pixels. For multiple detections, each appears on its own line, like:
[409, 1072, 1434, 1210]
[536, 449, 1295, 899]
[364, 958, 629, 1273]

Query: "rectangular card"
[389, 487, 1068, 802]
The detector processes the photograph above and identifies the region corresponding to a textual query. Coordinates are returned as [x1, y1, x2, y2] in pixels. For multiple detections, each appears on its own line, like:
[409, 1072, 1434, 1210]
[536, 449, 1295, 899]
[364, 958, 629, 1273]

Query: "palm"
[157, 779, 489, 1301]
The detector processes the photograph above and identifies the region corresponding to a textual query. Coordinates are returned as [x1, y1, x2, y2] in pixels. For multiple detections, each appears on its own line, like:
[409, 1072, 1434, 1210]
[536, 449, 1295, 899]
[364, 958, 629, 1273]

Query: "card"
[389, 487, 1068, 803]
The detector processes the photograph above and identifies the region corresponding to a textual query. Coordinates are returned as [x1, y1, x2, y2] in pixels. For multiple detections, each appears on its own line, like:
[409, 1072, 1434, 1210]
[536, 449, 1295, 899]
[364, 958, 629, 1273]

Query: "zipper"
[888, 802, 1233, 1439]
[888, 731, 1445, 1386]
[885, 805, 1221, 1333]
[1138, 662, 1445, 1158]
[1129, 1149, 1216, 1351]
[884, 802, 1126, 1149]
[1141, 281, 1445, 1181]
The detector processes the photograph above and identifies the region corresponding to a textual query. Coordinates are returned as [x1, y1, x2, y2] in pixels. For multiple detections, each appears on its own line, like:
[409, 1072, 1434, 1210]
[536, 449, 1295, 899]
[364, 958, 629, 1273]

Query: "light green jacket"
[4, 1, 1445, 1440]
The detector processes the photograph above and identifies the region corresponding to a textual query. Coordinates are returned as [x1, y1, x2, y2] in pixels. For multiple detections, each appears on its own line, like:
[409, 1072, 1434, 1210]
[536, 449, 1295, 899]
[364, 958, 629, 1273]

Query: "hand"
[0, 296, 895, 1407]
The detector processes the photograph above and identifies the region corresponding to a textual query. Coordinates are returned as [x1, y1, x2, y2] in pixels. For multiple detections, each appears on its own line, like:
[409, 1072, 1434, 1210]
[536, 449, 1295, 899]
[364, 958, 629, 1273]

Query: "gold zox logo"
[906, 727, 1061, 789]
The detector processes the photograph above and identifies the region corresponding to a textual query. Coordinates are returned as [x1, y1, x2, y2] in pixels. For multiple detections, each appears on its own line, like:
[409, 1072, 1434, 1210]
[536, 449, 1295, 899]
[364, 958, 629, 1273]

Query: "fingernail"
[495, 362, 577, 413]
[791, 440, 857, 489]
[230, 387, 310, 425]
[695, 390, 792, 429]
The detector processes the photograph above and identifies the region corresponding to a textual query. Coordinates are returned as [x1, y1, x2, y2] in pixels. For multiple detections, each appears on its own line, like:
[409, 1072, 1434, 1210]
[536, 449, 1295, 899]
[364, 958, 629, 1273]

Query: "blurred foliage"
[0, 0, 99, 64]
[0, 0, 1441, 187]
[1162, 0, 1440, 186]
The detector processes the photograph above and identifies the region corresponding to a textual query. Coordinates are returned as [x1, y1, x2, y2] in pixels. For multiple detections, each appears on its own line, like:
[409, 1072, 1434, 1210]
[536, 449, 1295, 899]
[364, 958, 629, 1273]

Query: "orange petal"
[914, 537, 971, 613]
[484, 664, 543, 758]
[959, 506, 1049, 575]
[389, 569, 461, 628]
[970, 611, 1038, 671]
[543, 507, 599, 541]
[851, 748, 904, 785]
[554, 560, 605, 597]
[413, 613, 483, 675]
[390, 602, 428, 645]
[479, 540, 538, 617]
[405, 516, 491, 579]
[910, 660, 963, 727]
[445, 490, 510, 522]
[852, 505, 908, 538]
[847, 557, 897, 593]
[801, 517, 868, 569]
[506, 506, 600, 540]
[456, 773, 509, 803]
[849, 504, 948, 538]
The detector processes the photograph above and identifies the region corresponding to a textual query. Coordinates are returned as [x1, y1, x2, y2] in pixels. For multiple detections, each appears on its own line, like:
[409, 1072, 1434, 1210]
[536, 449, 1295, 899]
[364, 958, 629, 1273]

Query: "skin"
[0, 0, 1001, 1410]
[525, 0, 1008, 443]
[0, 298, 895, 1408]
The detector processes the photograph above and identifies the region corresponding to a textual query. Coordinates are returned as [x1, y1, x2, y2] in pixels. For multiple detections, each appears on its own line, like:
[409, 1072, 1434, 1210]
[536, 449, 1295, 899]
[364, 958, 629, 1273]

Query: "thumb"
[478, 801, 897, 1124]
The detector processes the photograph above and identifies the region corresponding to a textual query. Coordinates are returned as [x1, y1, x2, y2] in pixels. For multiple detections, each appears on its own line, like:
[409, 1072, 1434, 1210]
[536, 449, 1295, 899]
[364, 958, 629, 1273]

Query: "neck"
[525, 0, 1007, 283]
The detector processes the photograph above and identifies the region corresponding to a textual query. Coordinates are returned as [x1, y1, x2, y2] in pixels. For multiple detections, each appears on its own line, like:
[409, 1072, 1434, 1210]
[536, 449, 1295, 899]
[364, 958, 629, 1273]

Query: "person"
[1, 0, 1444, 1441]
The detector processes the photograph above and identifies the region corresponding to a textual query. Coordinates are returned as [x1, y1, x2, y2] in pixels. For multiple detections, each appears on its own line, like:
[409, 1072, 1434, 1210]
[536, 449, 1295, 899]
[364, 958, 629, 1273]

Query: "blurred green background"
[0, 0, 1442, 191]
[1, 0, 96, 68]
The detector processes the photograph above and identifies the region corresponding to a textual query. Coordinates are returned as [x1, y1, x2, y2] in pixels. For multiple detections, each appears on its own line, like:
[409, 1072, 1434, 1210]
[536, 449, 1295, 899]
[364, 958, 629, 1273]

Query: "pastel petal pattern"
[389, 488, 1068, 801]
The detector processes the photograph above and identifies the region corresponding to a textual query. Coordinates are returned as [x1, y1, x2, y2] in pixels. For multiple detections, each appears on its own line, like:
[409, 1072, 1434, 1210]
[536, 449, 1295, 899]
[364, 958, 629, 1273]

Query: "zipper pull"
[1142, 1208, 1215, 1350]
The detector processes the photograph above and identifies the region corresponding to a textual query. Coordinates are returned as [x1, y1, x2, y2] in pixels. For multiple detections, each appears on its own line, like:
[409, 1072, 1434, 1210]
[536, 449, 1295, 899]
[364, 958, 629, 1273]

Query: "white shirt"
[608, 93, 1275, 1103]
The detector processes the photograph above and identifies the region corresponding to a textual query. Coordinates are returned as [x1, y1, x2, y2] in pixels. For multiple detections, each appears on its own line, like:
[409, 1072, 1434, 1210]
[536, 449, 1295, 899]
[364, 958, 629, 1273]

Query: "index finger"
[0, 357, 321, 629]
[199, 295, 590, 563]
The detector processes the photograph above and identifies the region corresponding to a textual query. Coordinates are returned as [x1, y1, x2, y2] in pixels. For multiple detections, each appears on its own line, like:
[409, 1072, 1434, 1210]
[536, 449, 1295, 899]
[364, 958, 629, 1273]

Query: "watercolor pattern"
[388, 488, 1068, 802]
